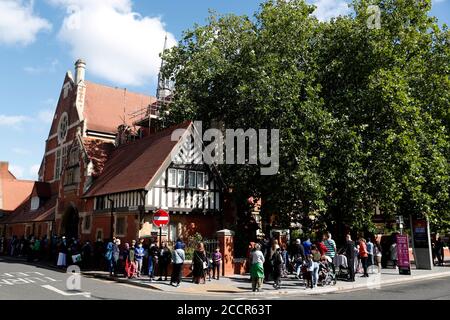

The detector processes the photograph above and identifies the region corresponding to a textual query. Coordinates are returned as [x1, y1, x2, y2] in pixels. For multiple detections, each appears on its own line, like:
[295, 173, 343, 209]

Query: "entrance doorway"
[61, 205, 79, 239]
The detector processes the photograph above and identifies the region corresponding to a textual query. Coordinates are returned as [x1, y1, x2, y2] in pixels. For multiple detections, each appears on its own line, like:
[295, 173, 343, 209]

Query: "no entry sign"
[153, 209, 170, 228]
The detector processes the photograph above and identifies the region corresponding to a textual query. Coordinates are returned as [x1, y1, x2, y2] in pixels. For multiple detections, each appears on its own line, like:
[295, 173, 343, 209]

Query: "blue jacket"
[135, 247, 145, 260]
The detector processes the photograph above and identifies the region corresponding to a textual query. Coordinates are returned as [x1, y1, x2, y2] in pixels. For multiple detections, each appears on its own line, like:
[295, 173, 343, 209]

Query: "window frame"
[115, 216, 126, 237]
[188, 171, 196, 189]
[168, 169, 177, 188]
[177, 170, 186, 188]
[197, 172, 205, 190]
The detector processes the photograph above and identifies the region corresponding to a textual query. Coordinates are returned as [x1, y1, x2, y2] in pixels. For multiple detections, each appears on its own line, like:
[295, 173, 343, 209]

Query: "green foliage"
[161, 0, 450, 235]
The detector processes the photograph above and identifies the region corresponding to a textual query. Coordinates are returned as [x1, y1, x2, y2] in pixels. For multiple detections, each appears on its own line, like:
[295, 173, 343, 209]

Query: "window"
[169, 223, 177, 242]
[168, 169, 177, 188]
[115, 216, 126, 236]
[84, 215, 91, 232]
[55, 146, 67, 181]
[188, 171, 196, 188]
[177, 170, 186, 188]
[57, 113, 69, 144]
[30, 197, 40, 211]
[197, 172, 205, 189]
[96, 229, 103, 241]
[55, 149, 62, 180]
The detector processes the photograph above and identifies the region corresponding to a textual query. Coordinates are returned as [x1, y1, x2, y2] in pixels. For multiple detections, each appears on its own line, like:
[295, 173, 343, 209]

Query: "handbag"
[203, 261, 208, 270]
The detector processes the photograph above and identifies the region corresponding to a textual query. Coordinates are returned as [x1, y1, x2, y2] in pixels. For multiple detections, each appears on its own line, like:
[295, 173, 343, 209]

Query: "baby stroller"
[334, 254, 351, 281]
[318, 258, 337, 286]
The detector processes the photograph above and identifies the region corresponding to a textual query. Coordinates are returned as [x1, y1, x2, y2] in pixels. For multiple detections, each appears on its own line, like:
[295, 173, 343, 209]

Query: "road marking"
[41, 285, 91, 298]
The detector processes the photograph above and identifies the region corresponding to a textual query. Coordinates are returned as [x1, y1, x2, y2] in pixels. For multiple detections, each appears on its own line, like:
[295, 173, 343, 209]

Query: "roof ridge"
[85, 80, 155, 99]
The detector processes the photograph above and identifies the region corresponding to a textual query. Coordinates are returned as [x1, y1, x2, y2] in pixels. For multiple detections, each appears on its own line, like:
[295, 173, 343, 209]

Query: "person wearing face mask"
[135, 242, 145, 278]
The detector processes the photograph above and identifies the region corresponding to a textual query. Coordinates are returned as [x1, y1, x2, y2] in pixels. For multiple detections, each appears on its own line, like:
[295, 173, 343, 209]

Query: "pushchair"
[334, 254, 351, 281]
[318, 259, 337, 286]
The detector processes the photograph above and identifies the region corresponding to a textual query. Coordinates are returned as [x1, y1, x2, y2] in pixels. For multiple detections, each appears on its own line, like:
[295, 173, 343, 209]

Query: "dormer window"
[30, 196, 40, 211]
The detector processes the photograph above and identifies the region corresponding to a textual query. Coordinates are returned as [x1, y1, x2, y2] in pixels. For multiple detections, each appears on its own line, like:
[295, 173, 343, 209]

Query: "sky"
[0, 0, 449, 181]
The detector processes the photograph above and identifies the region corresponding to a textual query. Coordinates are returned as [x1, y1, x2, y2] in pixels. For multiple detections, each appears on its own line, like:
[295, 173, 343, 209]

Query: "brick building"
[1, 59, 226, 246]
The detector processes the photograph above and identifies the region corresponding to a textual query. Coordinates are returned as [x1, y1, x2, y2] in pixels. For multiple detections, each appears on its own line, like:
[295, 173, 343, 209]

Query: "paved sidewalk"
[82, 264, 450, 296]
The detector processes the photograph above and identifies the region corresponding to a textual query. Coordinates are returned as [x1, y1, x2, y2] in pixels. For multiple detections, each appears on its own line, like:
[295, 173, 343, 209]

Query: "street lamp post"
[108, 198, 114, 241]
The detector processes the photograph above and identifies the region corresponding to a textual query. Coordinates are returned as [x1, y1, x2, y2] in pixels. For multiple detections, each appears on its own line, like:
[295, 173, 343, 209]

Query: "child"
[212, 248, 222, 280]
[306, 254, 314, 289]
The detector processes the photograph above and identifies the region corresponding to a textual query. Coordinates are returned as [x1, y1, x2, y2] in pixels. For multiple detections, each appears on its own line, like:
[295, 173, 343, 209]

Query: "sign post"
[410, 216, 433, 270]
[153, 209, 170, 248]
[396, 234, 411, 275]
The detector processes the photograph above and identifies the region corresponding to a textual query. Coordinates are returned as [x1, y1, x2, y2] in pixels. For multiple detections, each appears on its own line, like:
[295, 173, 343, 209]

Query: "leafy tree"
[161, 0, 450, 238]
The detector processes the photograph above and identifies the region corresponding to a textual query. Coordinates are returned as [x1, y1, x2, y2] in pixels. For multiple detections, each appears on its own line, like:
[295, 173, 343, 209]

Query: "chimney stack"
[74, 59, 86, 84]
[0, 162, 9, 178]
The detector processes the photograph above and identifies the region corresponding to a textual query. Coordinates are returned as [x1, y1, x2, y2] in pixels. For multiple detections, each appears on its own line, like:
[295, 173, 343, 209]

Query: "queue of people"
[249, 232, 392, 291]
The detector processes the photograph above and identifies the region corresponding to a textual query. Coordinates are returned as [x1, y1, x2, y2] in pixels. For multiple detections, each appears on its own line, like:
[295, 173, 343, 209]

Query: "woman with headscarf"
[250, 244, 265, 292]
[192, 242, 208, 284]
[171, 241, 185, 287]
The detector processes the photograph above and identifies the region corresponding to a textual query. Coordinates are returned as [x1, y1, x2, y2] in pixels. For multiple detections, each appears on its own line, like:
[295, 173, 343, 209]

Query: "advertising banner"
[396, 234, 411, 275]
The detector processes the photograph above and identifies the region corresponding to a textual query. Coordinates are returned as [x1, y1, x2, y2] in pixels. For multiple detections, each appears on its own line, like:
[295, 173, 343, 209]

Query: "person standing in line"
[305, 254, 314, 289]
[212, 248, 222, 280]
[373, 241, 382, 273]
[124, 242, 136, 279]
[112, 239, 121, 277]
[271, 247, 283, 289]
[280, 244, 289, 277]
[322, 232, 336, 273]
[366, 238, 374, 274]
[345, 234, 356, 282]
[105, 241, 114, 276]
[390, 240, 398, 269]
[157, 242, 172, 281]
[250, 244, 265, 292]
[171, 241, 185, 287]
[81, 240, 92, 270]
[291, 239, 306, 279]
[359, 238, 369, 277]
[311, 245, 321, 288]
[192, 242, 208, 284]
[135, 242, 145, 277]
[435, 237, 445, 266]
[303, 237, 312, 256]
[57, 236, 68, 269]
[148, 241, 159, 282]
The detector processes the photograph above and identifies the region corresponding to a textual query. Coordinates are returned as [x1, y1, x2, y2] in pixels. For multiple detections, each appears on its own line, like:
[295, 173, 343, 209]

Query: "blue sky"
[0, 0, 449, 180]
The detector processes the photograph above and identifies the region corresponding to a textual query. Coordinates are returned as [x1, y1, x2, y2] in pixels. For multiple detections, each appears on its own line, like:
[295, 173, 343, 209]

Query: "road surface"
[1, 257, 449, 300]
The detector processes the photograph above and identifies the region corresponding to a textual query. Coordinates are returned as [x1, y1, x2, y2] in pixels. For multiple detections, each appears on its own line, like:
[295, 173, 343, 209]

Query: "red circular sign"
[153, 209, 170, 228]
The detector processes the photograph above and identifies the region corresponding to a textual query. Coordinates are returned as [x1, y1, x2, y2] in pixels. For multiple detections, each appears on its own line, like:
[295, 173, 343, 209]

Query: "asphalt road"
[1, 257, 449, 300]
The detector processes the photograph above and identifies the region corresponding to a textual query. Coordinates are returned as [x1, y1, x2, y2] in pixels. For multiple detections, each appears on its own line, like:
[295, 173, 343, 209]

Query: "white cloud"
[9, 164, 25, 179]
[0, 0, 52, 46]
[49, 0, 177, 86]
[38, 109, 55, 124]
[311, 0, 351, 21]
[24, 59, 59, 75]
[13, 148, 31, 155]
[29, 164, 41, 179]
[0, 115, 30, 127]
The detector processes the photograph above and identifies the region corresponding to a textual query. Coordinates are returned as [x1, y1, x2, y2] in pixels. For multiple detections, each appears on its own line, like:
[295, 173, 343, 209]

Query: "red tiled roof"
[84, 121, 192, 198]
[84, 81, 156, 134]
[0, 195, 56, 224]
[82, 138, 115, 178]
[1, 179, 35, 212]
